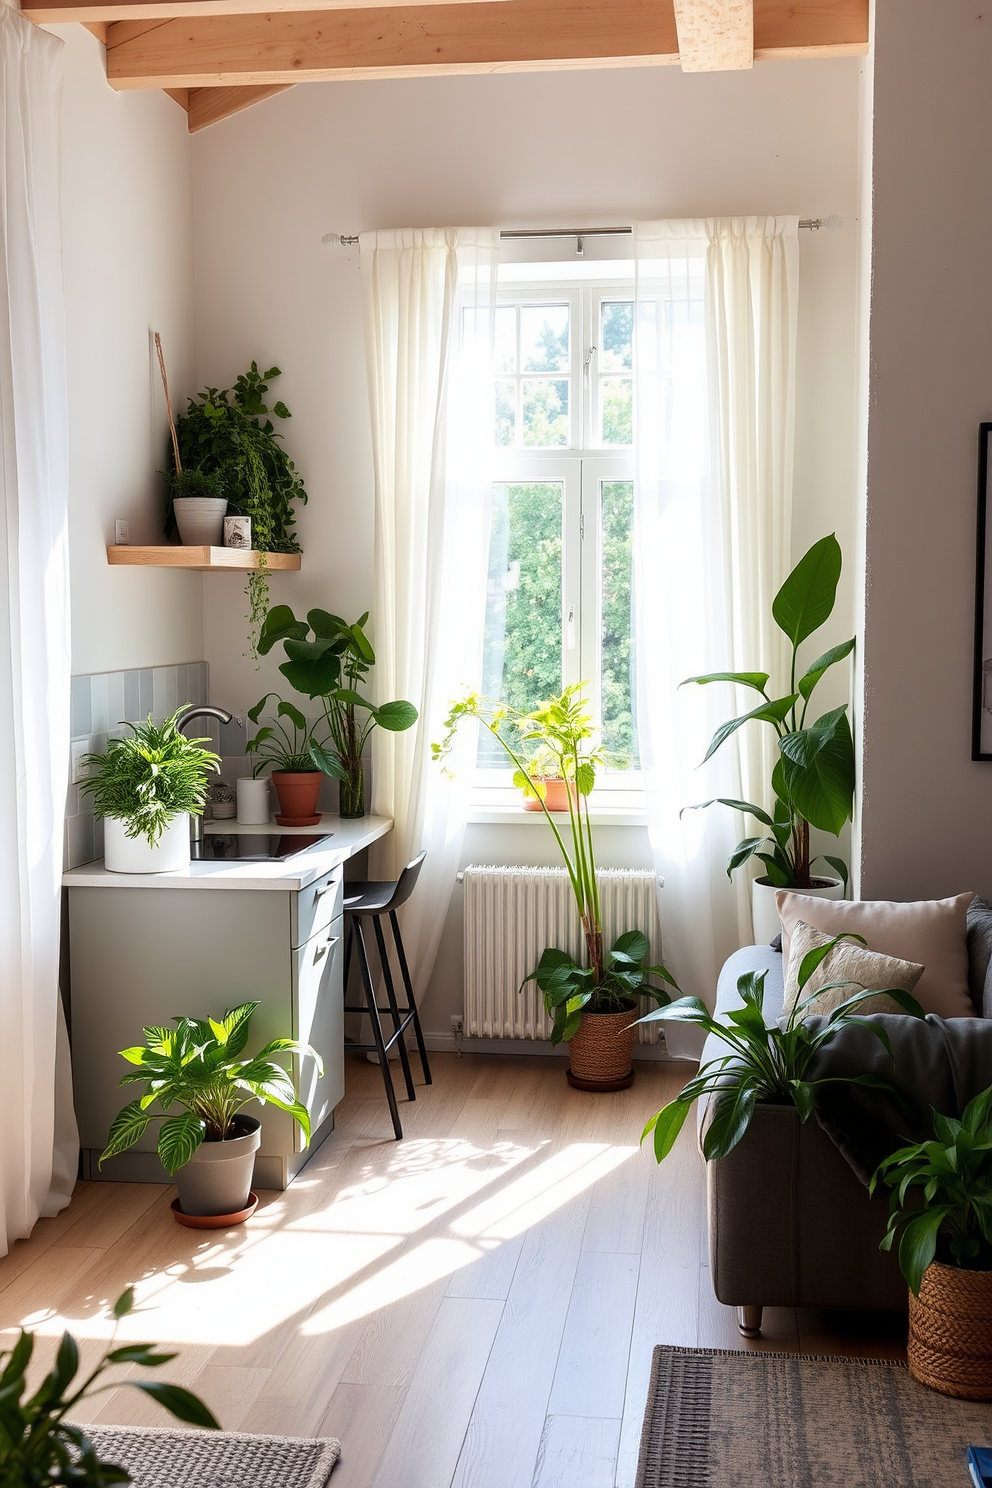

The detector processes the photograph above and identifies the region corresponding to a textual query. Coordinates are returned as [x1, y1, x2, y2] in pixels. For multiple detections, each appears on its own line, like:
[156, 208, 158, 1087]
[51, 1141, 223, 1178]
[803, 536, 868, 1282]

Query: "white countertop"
[62, 814, 392, 892]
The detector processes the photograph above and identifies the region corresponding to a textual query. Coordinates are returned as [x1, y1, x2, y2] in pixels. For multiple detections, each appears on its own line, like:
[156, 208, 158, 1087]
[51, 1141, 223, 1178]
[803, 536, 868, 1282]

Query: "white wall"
[54, 26, 202, 675]
[861, 2, 992, 901]
[192, 59, 862, 1029]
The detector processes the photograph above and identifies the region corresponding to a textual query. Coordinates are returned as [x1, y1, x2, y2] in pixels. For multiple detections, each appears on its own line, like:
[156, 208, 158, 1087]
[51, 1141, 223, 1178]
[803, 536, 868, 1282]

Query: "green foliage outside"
[0, 1290, 218, 1487]
[600, 481, 638, 765]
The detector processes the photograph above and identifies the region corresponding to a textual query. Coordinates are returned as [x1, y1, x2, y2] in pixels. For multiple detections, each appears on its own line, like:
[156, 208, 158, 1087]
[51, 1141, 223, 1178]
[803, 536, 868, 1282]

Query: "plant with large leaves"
[638, 933, 924, 1164]
[682, 533, 856, 890]
[251, 605, 418, 817]
[0, 1287, 217, 1487]
[871, 1085, 992, 1296]
[433, 684, 679, 1044]
[100, 1002, 319, 1175]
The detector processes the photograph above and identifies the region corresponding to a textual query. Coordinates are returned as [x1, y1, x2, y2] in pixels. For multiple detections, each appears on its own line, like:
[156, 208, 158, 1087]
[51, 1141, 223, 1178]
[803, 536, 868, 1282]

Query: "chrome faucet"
[176, 705, 234, 847]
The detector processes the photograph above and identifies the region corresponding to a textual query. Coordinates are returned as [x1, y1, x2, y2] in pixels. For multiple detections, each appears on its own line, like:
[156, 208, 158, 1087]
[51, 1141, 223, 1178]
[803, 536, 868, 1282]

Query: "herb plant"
[639, 933, 925, 1163]
[872, 1085, 992, 1295]
[682, 534, 856, 891]
[433, 684, 678, 1042]
[101, 1002, 319, 1175]
[80, 714, 220, 848]
[0, 1287, 218, 1487]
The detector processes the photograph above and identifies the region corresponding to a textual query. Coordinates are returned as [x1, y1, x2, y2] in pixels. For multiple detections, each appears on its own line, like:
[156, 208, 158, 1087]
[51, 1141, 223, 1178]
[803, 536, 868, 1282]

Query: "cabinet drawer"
[293, 867, 343, 948]
[294, 914, 345, 1148]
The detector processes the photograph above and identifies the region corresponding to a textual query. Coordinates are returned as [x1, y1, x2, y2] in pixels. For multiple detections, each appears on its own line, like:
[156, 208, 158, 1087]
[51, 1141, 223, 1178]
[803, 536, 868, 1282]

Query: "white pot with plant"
[80, 712, 220, 873]
[682, 534, 855, 943]
[101, 1000, 320, 1224]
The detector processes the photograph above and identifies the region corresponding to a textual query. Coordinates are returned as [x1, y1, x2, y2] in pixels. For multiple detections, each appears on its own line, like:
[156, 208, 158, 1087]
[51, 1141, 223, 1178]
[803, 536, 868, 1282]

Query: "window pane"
[522, 379, 569, 446]
[495, 380, 516, 445]
[600, 480, 638, 768]
[601, 377, 632, 446]
[480, 482, 564, 764]
[521, 304, 569, 371]
[601, 300, 633, 371]
[495, 306, 517, 374]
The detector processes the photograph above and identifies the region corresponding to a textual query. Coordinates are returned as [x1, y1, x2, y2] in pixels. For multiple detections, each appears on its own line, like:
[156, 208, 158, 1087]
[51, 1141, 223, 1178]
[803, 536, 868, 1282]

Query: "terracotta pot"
[522, 779, 576, 813]
[567, 1000, 638, 1090]
[272, 771, 323, 826]
[908, 1260, 992, 1399]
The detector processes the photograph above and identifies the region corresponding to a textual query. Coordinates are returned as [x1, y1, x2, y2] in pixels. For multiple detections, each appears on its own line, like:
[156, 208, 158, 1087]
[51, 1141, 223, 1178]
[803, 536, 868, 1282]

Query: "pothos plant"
[638, 932, 924, 1163]
[433, 684, 678, 1043]
[682, 534, 856, 891]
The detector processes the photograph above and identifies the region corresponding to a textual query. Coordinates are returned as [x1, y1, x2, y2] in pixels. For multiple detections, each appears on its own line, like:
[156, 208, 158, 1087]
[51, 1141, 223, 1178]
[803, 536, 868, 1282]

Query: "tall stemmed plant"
[433, 684, 677, 1042]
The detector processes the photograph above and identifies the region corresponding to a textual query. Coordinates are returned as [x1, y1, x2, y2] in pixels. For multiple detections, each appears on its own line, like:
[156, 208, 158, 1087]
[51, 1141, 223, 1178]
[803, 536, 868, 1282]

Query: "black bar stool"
[343, 850, 432, 1139]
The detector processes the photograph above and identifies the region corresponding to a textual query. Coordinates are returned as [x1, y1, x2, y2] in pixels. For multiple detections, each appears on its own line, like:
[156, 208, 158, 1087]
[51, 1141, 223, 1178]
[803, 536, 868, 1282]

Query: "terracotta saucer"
[275, 814, 321, 826]
[171, 1192, 259, 1229]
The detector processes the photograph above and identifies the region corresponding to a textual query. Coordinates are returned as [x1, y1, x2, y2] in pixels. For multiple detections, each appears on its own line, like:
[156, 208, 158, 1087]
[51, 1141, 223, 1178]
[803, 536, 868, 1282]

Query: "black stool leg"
[390, 908, 432, 1085]
[373, 913, 416, 1103]
[352, 916, 403, 1140]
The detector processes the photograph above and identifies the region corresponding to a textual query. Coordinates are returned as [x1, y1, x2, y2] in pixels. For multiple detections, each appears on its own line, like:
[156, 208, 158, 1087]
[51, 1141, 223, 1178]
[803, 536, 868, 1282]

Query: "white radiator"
[462, 865, 664, 1044]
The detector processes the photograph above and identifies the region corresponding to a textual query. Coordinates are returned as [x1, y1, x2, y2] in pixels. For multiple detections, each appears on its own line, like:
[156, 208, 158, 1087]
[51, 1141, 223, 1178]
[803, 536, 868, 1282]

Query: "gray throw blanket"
[806, 1013, 992, 1185]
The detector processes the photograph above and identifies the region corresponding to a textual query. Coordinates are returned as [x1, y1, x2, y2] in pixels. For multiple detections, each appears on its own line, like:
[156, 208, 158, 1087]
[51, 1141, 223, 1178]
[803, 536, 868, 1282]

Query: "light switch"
[70, 741, 91, 784]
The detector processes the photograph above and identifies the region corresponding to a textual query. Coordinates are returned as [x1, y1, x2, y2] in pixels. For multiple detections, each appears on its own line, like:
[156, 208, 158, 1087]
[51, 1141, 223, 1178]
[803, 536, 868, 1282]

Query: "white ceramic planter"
[103, 814, 190, 874]
[173, 497, 228, 546]
[751, 875, 844, 945]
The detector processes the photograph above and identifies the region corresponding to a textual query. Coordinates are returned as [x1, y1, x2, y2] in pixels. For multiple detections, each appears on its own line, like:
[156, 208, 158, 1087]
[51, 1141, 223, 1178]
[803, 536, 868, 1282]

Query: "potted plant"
[871, 1086, 992, 1399]
[80, 713, 220, 873]
[245, 694, 345, 825]
[638, 933, 924, 1163]
[252, 605, 418, 818]
[0, 1288, 218, 1487]
[100, 1001, 320, 1225]
[433, 683, 677, 1089]
[515, 745, 576, 813]
[682, 533, 856, 941]
[154, 333, 229, 548]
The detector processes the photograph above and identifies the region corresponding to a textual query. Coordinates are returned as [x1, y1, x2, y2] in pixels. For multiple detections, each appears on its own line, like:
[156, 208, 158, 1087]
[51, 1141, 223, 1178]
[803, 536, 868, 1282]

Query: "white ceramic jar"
[103, 814, 190, 873]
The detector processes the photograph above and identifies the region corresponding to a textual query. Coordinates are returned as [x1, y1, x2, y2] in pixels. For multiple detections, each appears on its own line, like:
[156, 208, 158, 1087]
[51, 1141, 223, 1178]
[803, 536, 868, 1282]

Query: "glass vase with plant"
[682, 533, 856, 897]
[433, 684, 678, 1076]
[0, 1288, 218, 1488]
[252, 605, 418, 818]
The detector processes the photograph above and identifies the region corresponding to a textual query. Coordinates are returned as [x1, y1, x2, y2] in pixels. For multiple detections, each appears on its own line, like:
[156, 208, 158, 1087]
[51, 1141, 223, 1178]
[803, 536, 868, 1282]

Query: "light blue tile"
[67, 814, 95, 869]
[70, 676, 91, 737]
[138, 669, 153, 718]
[65, 783, 80, 816]
[200, 662, 210, 704]
[123, 670, 140, 722]
[90, 674, 109, 733]
[93, 816, 104, 861]
[219, 716, 248, 755]
[106, 672, 125, 732]
[177, 664, 190, 706]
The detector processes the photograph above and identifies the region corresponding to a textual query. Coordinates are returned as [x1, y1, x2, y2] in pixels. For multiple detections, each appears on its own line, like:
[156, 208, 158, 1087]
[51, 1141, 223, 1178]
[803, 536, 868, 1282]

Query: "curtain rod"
[323, 217, 842, 248]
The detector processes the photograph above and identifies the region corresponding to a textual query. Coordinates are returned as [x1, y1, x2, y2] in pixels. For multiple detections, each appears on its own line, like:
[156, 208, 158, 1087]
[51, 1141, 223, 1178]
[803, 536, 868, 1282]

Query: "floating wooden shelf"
[107, 545, 301, 572]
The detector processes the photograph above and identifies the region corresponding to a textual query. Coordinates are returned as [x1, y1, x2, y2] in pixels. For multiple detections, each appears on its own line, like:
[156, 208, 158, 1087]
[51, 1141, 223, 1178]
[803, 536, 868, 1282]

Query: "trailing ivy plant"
[169, 362, 309, 658]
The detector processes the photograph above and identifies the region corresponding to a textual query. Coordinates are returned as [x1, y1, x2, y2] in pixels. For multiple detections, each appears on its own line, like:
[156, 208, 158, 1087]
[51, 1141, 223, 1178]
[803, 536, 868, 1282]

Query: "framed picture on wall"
[973, 423, 992, 758]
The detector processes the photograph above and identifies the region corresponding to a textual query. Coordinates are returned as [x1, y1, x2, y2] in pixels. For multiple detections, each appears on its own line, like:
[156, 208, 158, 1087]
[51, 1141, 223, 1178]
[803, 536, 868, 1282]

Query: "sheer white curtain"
[0, 5, 77, 1252]
[633, 217, 798, 1053]
[361, 227, 499, 993]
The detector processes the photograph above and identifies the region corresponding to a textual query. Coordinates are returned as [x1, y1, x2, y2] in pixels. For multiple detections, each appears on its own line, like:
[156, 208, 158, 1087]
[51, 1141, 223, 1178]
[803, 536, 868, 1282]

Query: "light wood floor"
[0, 1054, 906, 1488]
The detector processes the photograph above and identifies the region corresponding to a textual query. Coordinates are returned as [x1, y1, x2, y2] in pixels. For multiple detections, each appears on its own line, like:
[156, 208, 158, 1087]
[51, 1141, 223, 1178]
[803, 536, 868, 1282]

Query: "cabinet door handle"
[313, 882, 333, 899]
[314, 934, 340, 962]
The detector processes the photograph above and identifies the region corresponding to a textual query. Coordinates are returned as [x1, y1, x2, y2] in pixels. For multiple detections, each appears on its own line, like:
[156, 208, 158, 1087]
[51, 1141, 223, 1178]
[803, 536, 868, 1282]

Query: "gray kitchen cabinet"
[68, 867, 345, 1189]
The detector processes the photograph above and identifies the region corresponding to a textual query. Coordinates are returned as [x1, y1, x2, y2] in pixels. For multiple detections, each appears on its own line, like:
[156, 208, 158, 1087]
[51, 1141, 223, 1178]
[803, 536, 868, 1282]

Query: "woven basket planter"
[908, 1260, 992, 1399]
[567, 1001, 638, 1089]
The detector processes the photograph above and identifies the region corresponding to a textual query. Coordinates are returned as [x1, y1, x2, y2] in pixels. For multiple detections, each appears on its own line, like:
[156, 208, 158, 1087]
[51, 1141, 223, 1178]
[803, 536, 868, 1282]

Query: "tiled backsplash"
[66, 661, 211, 869]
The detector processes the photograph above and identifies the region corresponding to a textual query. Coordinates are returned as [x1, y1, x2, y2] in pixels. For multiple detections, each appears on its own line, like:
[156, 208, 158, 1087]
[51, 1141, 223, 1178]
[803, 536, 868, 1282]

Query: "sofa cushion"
[966, 896, 992, 1015]
[776, 891, 976, 1019]
[782, 921, 923, 1020]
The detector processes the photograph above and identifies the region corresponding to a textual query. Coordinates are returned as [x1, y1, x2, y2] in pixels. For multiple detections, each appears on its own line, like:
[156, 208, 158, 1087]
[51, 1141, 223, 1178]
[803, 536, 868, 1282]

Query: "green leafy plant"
[100, 1002, 320, 1175]
[513, 743, 568, 800]
[79, 714, 220, 848]
[682, 533, 856, 891]
[251, 606, 418, 817]
[639, 933, 924, 1163]
[0, 1287, 218, 1487]
[433, 683, 678, 1042]
[245, 694, 343, 779]
[166, 467, 226, 503]
[871, 1086, 992, 1296]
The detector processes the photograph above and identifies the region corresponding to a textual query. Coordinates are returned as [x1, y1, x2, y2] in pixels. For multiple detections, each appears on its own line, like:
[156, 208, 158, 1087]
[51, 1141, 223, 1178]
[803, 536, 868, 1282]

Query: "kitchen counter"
[61, 813, 392, 892]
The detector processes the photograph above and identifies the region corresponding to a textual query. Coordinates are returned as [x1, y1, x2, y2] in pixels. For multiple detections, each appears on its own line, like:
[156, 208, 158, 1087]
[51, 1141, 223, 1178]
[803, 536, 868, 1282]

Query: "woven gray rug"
[636, 1346, 992, 1488]
[79, 1423, 341, 1487]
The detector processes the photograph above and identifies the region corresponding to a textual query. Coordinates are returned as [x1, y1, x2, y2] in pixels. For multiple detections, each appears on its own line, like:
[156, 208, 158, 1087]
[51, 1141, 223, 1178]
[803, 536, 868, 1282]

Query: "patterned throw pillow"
[782, 920, 924, 1021]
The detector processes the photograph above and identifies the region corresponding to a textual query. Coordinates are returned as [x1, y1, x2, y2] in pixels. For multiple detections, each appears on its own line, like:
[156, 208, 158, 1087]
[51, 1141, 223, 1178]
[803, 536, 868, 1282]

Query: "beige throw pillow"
[782, 920, 924, 1021]
[776, 890, 976, 1019]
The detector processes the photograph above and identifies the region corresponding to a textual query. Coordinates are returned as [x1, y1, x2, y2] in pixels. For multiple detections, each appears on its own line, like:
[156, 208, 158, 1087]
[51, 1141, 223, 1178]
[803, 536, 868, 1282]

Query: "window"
[477, 267, 640, 790]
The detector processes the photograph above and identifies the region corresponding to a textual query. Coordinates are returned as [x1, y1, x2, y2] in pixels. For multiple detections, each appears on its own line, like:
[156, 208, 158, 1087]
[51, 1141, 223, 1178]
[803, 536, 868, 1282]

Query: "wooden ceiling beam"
[26, 0, 502, 21]
[104, 0, 866, 91]
[673, 0, 751, 71]
[187, 83, 294, 129]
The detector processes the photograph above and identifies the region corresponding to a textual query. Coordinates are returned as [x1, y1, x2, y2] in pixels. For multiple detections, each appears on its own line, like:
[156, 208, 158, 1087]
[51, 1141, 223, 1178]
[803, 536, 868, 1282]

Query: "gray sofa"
[701, 899, 992, 1337]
